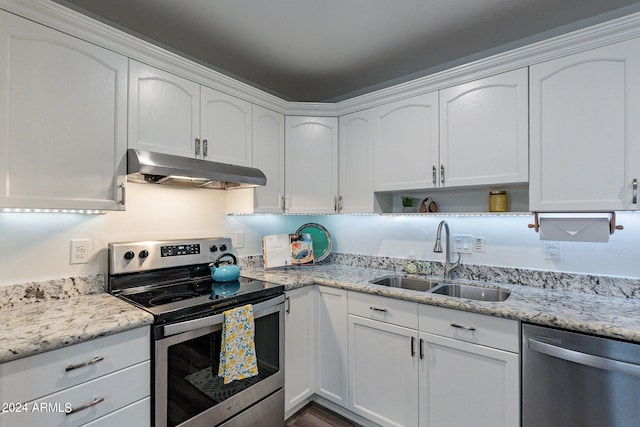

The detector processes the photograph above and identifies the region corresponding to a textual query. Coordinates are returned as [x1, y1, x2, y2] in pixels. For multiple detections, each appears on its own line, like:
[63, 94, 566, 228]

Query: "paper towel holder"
[528, 212, 624, 235]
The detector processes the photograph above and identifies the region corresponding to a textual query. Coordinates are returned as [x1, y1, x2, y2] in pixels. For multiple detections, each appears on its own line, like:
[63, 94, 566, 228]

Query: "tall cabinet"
[0, 10, 127, 211]
[529, 37, 640, 211]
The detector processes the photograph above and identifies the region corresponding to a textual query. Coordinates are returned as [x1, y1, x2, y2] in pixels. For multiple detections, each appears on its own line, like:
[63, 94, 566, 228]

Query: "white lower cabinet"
[0, 327, 151, 427]
[315, 286, 348, 407]
[348, 315, 419, 427]
[284, 287, 316, 414]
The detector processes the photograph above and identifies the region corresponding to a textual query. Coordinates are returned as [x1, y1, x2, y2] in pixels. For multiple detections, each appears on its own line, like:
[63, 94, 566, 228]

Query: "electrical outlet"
[70, 239, 91, 264]
[544, 241, 561, 260]
[234, 231, 245, 248]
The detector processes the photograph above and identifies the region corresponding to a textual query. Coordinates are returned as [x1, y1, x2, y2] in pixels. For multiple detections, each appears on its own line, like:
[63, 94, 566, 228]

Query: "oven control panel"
[109, 237, 233, 274]
[161, 244, 201, 257]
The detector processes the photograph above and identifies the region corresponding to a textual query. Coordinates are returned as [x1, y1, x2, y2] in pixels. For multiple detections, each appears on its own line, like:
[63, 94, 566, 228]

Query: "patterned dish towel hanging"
[218, 304, 258, 384]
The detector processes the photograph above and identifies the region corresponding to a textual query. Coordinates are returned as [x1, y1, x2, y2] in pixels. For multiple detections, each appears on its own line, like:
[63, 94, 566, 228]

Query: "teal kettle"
[209, 253, 240, 282]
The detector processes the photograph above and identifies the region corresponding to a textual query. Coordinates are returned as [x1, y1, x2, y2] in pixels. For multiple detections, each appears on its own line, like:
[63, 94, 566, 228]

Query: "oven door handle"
[163, 294, 285, 337]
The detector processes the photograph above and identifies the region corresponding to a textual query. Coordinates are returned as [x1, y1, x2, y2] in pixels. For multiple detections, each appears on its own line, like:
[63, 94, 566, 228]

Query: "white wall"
[0, 183, 229, 286]
[229, 213, 640, 279]
[1, 186, 639, 287]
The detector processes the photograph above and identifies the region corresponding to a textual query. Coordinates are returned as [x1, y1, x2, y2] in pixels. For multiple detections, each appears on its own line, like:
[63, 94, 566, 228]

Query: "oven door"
[154, 294, 284, 427]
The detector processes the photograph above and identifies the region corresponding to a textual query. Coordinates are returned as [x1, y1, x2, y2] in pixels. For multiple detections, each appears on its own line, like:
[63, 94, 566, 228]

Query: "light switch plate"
[452, 234, 473, 254]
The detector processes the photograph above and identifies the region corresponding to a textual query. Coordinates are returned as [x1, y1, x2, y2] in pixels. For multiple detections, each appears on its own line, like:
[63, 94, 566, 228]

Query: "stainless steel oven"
[108, 238, 285, 427]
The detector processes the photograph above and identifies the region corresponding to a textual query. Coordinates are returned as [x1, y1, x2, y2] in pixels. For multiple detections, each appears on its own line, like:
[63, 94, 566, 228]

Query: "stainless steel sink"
[430, 283, 510, 302]
[370, 275, 441, 292]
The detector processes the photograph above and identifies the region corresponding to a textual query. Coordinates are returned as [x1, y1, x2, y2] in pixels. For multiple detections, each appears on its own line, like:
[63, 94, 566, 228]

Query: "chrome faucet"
[433, 220, 461, 279]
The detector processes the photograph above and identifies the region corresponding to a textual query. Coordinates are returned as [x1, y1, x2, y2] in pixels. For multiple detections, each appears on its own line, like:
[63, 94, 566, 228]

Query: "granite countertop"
[0, 275, 154, 364]
[241, 264, 640, 343]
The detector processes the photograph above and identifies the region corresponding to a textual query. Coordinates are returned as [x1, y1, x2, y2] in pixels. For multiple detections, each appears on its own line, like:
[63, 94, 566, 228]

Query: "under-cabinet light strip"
[1, 208, 106, 214]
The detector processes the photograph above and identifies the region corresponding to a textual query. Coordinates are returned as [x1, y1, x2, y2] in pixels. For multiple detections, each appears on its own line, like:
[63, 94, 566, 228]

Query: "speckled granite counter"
[0, 274, 154, 364]
[240, 263, 640, 344]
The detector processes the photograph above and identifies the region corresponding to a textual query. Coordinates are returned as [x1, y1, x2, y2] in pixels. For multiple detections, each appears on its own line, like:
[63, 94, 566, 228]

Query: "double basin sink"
[370, 275, 510, 302]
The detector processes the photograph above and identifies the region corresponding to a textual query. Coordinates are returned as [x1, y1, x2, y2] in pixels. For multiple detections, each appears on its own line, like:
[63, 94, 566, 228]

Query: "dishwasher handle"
[529, 338, 640, 378]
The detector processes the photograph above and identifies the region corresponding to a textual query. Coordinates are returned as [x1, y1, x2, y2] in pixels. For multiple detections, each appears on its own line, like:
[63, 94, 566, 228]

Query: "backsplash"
[239, 252, 640, 299]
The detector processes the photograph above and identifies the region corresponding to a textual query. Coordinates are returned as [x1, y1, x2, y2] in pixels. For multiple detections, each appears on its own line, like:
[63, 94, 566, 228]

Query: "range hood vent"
[127, 149, 266, 189]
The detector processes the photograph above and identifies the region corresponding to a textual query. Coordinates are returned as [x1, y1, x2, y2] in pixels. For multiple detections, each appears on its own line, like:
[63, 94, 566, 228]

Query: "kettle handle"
[214, 253, 237, 267]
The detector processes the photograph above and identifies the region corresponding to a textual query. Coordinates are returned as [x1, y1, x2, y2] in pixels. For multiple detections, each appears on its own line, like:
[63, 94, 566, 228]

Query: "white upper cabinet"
[128, 60, 200, 158]
[439, 68, 529, 187]
[530, 37, 640, 211]
[252, 105, 285, 213]
[129, 60, 253, 166]
[284, 116, 339, 213]
[339, 109, 375, 213]
[0, 10, 127, 211]
[201, 87, 253, 167]
[373, 92, 440, 191]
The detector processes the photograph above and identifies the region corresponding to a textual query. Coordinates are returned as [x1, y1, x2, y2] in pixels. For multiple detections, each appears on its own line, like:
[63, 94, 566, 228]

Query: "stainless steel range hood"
[127, 149, 266, 189]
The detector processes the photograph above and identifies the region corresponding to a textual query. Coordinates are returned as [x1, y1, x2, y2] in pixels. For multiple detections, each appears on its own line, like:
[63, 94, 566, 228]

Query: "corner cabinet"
[0, 10, 127, 211]
[129, 60, 253, 167]
[530, 37, 640, 211]
[284, 116, 339, 213]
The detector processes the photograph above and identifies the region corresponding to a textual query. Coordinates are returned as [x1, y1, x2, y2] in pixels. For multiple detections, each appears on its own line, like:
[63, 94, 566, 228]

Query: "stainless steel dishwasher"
[522, 323, 640, 427]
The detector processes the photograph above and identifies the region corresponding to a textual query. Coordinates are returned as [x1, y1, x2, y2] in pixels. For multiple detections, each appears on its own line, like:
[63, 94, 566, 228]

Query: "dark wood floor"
[286, 402, 362, 427]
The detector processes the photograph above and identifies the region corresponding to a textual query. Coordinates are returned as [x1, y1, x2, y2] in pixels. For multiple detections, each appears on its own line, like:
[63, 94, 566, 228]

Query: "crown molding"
[2, 1, 640, 118]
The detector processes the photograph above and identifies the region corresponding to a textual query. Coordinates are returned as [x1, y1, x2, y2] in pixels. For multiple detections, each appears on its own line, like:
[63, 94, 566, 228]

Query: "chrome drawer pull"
[411, 336, 416, 357]
[451, 322, 476, 331]
[66, 397, 104, 416]
[369, 306, 388, 313]
[633, 179, 638, 204]
[65, 356, 104, 372]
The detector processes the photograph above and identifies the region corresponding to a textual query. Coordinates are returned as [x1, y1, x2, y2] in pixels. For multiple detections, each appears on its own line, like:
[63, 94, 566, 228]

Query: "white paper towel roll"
[539, 217, 610, 242]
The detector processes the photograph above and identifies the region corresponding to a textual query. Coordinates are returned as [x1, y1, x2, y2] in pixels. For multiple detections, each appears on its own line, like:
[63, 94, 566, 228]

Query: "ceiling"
[54, 0, 640, 102]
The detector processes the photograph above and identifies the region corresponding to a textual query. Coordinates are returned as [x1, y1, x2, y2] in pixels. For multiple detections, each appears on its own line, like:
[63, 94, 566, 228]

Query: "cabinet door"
[285, 116, 339, 213]
[253, 105, 285, 213]
[440, 68, 529, 187]
[201, 87, 253, 167]
[315, 286, 348, 407]
[373, 92, 439, 191]
[128, 60, 200, 158]
[284, 287, 315, 414]
[348, 315, 419, 427]
[339, 110, 374, 213]
[530, 38, 640, 211]
[0, 11, 127, 210]
[419, 332, 519, 427]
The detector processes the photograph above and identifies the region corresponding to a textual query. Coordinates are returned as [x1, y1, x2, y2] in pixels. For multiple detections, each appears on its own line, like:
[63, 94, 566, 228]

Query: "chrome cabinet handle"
[369, 306, 388, 313]
[119, 183, 126, 205]
[633, 179, 638, 204]
[529, 338, 640, 378]
[202, 139, 208, 157]
[419, 338, 424, 359]
[66, 397, 104, 416]
[411, 336, 416, 357]
[285, 296, 291, 314]
[432, 165, 437, 185]
[450, 322, 476, 331]
[338, 195, 343, 212]
[195, 137, 201, 157]
[65, 356, 104, 372]
[440, 165, 445, 185]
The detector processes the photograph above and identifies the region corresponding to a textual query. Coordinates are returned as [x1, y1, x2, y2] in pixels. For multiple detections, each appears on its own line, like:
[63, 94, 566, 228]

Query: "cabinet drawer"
[419, 305, 518, 352]
[0, 361, 150, 427]
[0, 327, 150, 403]
[348, 291, 418, 329]
[82, 397, 150, 427]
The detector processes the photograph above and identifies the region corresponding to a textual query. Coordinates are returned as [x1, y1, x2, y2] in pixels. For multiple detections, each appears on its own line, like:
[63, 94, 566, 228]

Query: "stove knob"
[139, 250, 149, 259]
[124, 251, 135, 261]
[220, 244, 227, 251]
[210, 245, 218, 252]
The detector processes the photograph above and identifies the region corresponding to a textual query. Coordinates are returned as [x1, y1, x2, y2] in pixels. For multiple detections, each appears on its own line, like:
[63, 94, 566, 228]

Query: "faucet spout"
[433, 220, 461, 279]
